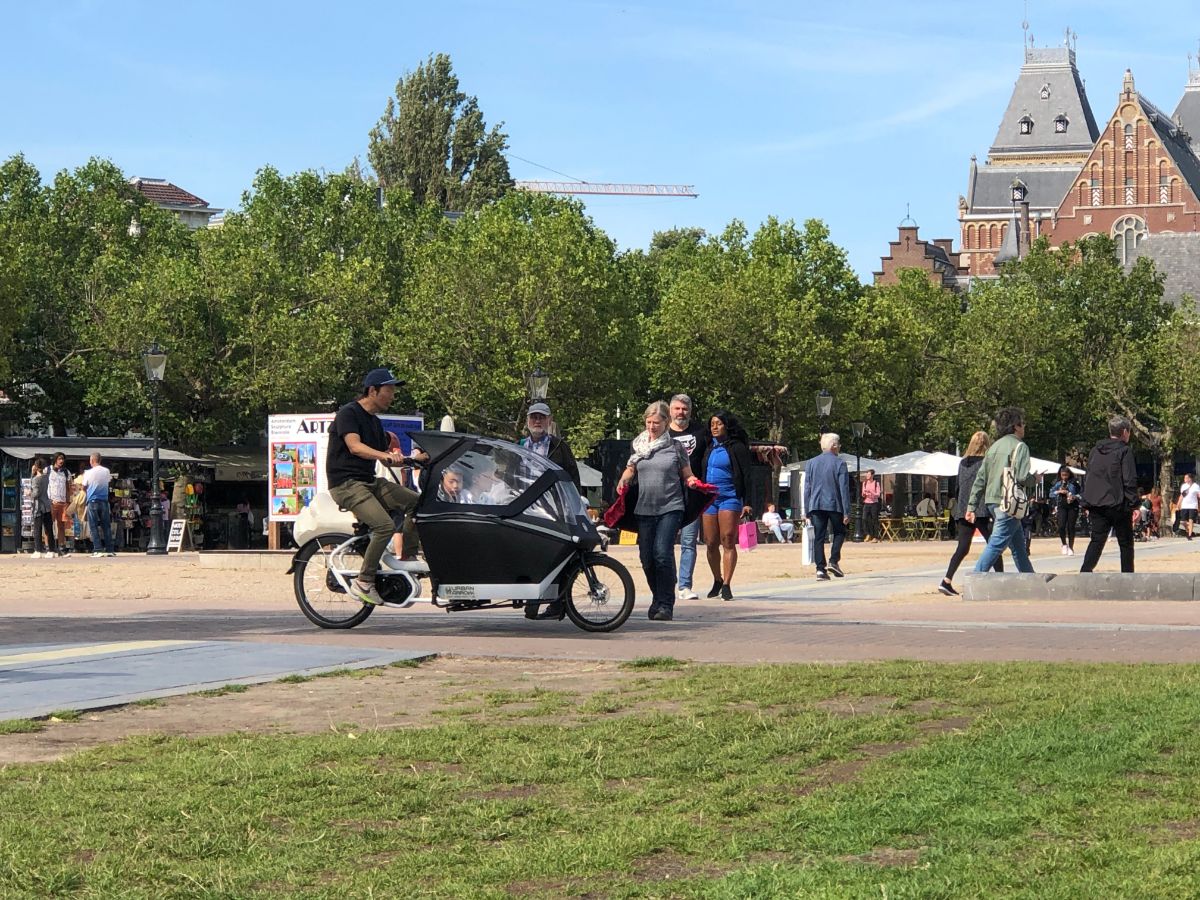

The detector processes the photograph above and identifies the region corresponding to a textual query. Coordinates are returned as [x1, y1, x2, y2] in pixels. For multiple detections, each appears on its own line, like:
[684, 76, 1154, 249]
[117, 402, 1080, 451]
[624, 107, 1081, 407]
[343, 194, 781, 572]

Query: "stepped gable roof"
[1172, 69, 1200, 150]
[1128, 233, 1200, 308]
[129, 177, 209, 209]
[965, 164, 1079, 214]
[1138, 93, 1200, 200]
[989, 46, 1100, 159]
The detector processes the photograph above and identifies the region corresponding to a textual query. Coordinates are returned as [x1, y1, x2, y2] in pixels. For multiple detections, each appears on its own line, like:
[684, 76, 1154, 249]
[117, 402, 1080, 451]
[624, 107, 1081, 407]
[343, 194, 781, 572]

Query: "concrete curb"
[963, 572, 1198, 602]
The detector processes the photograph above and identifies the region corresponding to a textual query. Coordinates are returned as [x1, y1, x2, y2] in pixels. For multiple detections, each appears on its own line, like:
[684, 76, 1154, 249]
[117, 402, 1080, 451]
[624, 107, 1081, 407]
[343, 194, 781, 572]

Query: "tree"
[0, 154, 43, 386]
[381, 190, 640, 454]
[368, 53, 512, 212]
[645, 218, 863, 449]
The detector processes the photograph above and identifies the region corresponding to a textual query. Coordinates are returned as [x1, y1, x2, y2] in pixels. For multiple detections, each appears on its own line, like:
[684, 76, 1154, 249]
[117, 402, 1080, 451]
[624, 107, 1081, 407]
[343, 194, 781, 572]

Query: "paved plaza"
[2, 537, 1200, 717]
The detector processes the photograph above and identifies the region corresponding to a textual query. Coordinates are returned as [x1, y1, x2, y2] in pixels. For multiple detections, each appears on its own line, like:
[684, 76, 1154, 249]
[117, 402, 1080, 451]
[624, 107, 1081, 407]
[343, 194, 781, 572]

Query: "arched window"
[1112, 215, 1147, 264]
[1124, 123, 1135, 150]
[1019, 116, 1034, 135]
[1055, 115, 1068, 133]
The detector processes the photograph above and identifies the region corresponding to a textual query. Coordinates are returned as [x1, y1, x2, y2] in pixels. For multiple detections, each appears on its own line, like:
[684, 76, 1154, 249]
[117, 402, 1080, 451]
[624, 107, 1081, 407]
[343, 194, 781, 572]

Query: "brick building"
[957, 40, 1099, 277]
[873, 223, 964, 289]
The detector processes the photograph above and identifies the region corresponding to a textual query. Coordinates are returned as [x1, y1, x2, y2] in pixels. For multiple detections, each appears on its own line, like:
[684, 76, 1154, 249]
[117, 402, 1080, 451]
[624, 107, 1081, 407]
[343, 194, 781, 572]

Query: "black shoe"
[535, 601, 565, 620]
[648, 603, 660, 620]
[828, 564, 844, 578]
[706, 579, 723, 598]
[720, 584, 733, 601]
[938, 580, 958, 596]
[816, 570, 831, 581]
[650, 609, 673, 621]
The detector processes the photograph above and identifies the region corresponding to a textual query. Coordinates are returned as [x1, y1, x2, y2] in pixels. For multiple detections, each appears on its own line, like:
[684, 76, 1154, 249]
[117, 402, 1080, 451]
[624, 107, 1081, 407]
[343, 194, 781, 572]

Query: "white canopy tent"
[870, 450, 963, 477]
[1029, 457, 1085, 477]
[780, 453, 879, 486]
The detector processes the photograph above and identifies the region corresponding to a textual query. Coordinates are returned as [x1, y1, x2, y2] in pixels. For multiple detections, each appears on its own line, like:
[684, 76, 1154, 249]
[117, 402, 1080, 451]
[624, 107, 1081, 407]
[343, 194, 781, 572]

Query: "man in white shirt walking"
[82, 453, 115, 557]
[1178, 473, 1200, 540]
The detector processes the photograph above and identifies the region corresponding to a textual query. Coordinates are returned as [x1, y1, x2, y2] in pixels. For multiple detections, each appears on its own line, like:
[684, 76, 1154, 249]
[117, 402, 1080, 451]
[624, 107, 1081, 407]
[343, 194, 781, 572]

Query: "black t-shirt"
[326, 401, 388, 487]
[669, 420, 708, 474]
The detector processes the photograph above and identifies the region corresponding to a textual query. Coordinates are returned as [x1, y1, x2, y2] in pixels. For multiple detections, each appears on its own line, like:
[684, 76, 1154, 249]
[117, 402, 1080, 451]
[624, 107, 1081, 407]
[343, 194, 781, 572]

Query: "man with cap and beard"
[327, 367, 427, 607]
[519, 401, 581, 620]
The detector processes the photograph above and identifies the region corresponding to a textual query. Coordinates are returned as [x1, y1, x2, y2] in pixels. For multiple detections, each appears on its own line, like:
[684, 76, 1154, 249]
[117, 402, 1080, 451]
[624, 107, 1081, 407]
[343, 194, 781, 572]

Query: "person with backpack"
[965, 407, 1035, 574]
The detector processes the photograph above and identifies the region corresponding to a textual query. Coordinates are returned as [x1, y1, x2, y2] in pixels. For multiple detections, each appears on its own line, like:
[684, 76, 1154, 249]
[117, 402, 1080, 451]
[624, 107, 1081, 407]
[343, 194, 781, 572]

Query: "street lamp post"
[526, 366, 549, 403]
[815, 389, 833, 439]
[851, 421, 868, 541]
[143, 343, 168, 555]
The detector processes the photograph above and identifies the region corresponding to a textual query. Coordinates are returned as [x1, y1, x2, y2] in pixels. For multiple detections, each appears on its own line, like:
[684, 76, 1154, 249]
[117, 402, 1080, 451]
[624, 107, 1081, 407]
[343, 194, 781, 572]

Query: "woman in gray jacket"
[939, 432, 1001, 595]
[30, 456, 58, 558]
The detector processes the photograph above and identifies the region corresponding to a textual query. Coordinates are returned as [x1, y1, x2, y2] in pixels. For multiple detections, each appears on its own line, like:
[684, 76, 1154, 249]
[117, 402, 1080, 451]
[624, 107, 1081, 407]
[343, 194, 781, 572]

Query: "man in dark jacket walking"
[1080, 415, 1138, 573]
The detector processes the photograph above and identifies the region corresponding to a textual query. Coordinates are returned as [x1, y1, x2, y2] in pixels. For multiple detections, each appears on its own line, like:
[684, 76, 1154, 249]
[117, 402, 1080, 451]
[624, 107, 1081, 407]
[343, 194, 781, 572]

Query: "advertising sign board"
[266, 413, 424, 522]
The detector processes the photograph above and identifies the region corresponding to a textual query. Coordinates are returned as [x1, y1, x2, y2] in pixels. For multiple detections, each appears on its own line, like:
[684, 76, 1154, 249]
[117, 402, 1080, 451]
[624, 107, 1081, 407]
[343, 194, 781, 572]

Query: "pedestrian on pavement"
[803, 432, 851, 581]
[83, 452, 116, 557]
[29, 457, 58, 558]
[48, 452, 70, 551]
[668, 393, 708, 602]
[698, 410, 754, 600]
[939, 431, 1001, 595]
[1079, 416, 1138, 573]
[617, 401, 701, 621]
[1049, 466, 1082, 556]
[966, 407, 1035, 574]
[520, 401, 580, 621]
[860, 469, 881, 541]
[1177, 473, 1200, 540]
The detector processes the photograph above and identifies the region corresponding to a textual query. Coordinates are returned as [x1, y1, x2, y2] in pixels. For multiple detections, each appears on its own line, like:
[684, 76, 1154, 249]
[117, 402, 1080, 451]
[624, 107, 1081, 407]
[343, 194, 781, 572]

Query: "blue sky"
[4, 1, 1198, 278]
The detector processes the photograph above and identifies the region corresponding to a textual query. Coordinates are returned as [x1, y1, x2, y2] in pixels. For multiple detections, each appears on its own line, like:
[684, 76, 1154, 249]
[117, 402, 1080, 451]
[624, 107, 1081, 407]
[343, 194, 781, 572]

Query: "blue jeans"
[676, 518, 699, 589]
[639, 509, 683, 612]
[973, 505, 1033, 573]
[87, 500, 114, 554]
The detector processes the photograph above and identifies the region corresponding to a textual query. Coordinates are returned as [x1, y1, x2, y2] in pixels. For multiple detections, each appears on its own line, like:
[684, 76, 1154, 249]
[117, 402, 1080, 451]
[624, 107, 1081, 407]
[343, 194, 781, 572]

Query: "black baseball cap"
[363, 368, 405, 390]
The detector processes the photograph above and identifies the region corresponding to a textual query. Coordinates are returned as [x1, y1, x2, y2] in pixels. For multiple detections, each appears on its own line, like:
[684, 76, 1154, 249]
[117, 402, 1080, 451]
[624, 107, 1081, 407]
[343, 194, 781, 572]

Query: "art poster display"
[266, 412, 424, 522]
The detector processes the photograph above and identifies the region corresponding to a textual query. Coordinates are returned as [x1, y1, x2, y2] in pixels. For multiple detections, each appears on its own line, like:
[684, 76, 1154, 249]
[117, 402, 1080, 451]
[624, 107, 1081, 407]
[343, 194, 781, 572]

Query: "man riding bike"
[326, 367, 427, 606]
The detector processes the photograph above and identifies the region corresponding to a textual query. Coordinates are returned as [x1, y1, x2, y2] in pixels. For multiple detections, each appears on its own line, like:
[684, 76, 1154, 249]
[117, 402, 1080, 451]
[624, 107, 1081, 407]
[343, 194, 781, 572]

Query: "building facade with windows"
[956, 40, 1200, 284]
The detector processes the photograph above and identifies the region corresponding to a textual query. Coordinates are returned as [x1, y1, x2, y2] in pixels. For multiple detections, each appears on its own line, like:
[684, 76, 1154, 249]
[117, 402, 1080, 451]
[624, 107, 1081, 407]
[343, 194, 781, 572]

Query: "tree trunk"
[1159, 454, 1175, 537]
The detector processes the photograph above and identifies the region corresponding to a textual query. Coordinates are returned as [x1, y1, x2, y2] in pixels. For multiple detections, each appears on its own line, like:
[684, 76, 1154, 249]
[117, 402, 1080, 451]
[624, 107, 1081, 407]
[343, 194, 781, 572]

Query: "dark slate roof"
[1128, 233, 1200, 308]
[989, 47, 1100, 158]
[1139, 95, 1200, 201]
[129, 177, 210, 209]
[964, 165, 1080, 214]
[993, 214, 1021, 265]
[1171, 78, 1200, 154]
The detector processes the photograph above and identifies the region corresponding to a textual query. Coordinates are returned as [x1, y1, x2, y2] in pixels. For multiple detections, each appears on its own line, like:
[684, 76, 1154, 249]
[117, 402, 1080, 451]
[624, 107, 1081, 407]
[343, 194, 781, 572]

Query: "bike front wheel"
[563, 553, 635, 633]
[293, 534, 375, 629]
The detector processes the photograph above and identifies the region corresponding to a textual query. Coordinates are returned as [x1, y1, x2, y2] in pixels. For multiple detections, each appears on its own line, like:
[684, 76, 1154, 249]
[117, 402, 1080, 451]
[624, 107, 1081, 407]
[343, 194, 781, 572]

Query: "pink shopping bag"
[737, 521, 758, 551]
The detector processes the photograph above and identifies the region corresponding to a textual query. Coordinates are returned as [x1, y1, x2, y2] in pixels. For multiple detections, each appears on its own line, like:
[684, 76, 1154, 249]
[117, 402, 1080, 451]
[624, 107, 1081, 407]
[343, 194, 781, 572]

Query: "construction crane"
[515, 180, 697, 198]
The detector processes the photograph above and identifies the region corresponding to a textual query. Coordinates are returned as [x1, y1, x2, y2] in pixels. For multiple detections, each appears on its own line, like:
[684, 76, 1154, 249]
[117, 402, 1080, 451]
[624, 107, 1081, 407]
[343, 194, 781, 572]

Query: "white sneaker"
[677, 587, 699, 601]
[91, 552, 104, 558]
[106, 552, 116, 557]
[1060, 545, 1068, 556]
[1067, 547, 1075, 557]
[29, 551, 41, 559]
[351, 579, 385, 606]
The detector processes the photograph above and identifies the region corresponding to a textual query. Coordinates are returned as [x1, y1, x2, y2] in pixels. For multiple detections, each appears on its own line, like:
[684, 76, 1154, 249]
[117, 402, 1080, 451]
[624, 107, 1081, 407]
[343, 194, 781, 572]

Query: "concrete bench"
[962, 572, 1198, 602]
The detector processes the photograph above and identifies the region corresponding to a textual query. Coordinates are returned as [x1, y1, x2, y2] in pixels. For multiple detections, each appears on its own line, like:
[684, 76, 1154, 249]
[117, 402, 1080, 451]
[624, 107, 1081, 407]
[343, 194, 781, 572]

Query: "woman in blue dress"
[698, 410, 754, 600]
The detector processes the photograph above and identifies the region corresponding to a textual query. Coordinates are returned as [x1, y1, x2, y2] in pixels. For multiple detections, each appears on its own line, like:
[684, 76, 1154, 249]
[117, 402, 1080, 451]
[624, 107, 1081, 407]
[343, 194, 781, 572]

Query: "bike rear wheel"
[563, 553, 635, 633]
[293, 534, 375, 629]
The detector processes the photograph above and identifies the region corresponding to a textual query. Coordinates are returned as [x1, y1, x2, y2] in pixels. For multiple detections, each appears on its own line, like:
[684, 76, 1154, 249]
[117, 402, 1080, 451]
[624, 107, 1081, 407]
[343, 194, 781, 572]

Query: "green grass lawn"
[3, 661, 1200, 898]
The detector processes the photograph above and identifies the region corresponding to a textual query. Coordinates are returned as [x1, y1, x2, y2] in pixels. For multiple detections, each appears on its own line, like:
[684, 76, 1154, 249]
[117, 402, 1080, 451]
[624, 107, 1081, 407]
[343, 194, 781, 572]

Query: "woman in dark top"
[939, 431, 1002, 595]
[698, 410, 753, 601]
[1049, 466, 1081, 556]
[30, 456, 58, 558]
[617, 401, 700, 621]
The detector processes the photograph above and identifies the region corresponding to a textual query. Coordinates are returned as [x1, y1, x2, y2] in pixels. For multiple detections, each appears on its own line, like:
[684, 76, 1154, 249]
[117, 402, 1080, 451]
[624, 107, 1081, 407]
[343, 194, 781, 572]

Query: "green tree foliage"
[0, 155, 44, 385]
[381, 190, 639, 453]
[646, 218, 862, 447]
[368, 53, 512, 212]
[855, 269, 961, 454]
[0, 156, 181, 436]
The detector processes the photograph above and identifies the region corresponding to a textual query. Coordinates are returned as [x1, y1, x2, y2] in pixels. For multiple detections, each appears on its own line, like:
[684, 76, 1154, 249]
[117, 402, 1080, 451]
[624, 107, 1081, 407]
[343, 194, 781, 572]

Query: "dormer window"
[1055, 115, 1068, 133]
[1040, 84, 1051, 100]
[1019, 116, 1034, 135]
